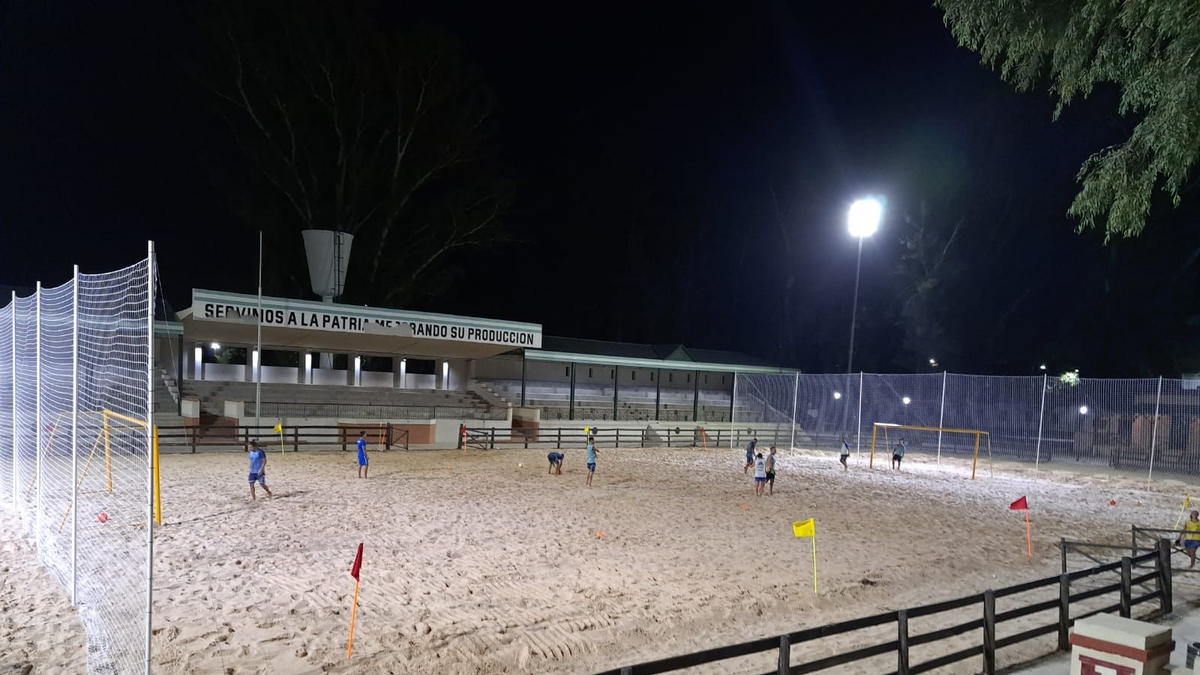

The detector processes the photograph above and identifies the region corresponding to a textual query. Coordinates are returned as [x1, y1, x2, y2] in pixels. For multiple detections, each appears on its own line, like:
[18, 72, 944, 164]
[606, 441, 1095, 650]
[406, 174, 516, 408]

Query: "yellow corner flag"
[793, 519, 817, 594]
[273, 423, 282, 433]
[1175, 494, 1191, 530]
[273, 423, 285, 455]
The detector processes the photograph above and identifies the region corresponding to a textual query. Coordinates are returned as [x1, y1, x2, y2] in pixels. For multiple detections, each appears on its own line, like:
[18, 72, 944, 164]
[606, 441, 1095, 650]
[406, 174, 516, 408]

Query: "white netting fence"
[0, 302, 10, 508]
[15, 293, 37, 531]
[0, 252, 153, 675]
[731, 371, 1200, 480]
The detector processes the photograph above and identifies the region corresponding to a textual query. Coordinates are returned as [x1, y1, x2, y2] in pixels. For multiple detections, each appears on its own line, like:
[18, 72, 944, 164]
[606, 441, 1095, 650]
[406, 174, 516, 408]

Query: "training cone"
[1109, 499, 1117, 506]
[97, 512, 108, 523]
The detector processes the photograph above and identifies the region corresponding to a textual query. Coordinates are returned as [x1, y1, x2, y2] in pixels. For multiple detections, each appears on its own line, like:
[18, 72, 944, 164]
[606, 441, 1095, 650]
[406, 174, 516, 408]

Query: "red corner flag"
[350, 543, 364, 579]
[1010, 496, 1028, 511]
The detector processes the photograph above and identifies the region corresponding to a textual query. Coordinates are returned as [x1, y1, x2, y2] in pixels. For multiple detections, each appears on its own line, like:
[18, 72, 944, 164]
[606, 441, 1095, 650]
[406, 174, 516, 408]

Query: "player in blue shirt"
[743, 437, 758, 474]
[840, 434, 851, 470]
[547, 452, 564, 475]
[585, 436, 599, 486]
[357, 431, 369, 478]
[247, 440, 272, 500]
[892, 438, 906, 471]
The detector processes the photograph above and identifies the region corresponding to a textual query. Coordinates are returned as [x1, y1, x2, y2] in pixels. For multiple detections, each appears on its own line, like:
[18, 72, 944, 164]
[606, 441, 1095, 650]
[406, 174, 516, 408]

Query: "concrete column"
[349, 354, 360, 386]
[298, 351, 308, 384]
[392, 356, 402, 388]
[437, 359, 448, 390]
[244, 347, 254, 383]
[399, 358, 407, 389]
[193, 343, 203, 381]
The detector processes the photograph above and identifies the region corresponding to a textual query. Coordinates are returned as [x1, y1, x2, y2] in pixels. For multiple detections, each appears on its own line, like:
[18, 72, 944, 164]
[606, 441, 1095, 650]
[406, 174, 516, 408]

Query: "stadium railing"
[595, 540, 1172, 675]
[156, 424, 409, 452]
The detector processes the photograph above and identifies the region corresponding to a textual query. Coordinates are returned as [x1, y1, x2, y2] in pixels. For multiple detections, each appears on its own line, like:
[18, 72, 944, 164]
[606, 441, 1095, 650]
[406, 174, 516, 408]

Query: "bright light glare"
[833, 392, 842, 400]
[1039, 364, 1047, 370]
[1079, 405, 1089, 415]
[848, 198, 883, 238]
[210, 342, 221, 350]
[902, 396, 911, 405]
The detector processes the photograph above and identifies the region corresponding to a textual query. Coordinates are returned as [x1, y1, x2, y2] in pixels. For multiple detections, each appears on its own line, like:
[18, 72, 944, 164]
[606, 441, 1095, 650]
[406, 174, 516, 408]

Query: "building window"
[588, 368, 593, 378]
[565, 366, 570, 377]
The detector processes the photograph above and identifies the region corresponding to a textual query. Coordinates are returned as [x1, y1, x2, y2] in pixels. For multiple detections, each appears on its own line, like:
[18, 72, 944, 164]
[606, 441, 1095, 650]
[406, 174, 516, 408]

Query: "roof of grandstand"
[530, 336, 795, 375]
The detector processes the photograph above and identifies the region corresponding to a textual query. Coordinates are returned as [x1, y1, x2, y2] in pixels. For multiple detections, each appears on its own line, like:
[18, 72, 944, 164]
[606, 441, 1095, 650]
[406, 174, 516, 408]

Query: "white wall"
[204, 363, 244, 382]
[361, 371, 394, 388]
[407, 373, 436, 389]
[474, 357, 523, 380]
[261, 365, 299, 384]
[447, 359, 469, 391]
[313, 368, 348, 386]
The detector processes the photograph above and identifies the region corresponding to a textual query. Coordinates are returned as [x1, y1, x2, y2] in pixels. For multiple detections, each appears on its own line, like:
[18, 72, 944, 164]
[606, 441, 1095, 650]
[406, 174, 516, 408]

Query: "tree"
[195, 1, 509, 306]
[895, 198, 963, 370]
[934, 0, 1200, 240]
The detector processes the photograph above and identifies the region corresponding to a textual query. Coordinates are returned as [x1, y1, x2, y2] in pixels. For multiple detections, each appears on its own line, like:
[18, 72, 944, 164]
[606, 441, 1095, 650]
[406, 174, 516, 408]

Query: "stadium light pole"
[842, 198, 882, 435]
[845, 198, 881, 376]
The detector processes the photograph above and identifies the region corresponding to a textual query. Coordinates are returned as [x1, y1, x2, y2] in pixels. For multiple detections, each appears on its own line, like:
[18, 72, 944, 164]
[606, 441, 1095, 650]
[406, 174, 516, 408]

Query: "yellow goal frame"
[869, 422, 993, 480]
[50, 409, 163, 532]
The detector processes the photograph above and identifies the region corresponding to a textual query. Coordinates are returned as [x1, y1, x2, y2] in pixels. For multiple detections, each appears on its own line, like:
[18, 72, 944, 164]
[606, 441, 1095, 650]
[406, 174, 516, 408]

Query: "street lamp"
[1079, 405, 1088, 415]
[902, 396, 911, 405]
[833, 392, 842, 400]
[845, 198, 882, 377]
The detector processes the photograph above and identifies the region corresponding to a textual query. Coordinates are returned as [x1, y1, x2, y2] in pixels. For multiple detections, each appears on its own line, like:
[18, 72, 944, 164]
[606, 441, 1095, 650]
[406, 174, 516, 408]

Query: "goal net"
[732, 373, 798, 450]
[868, 422, 993, 479]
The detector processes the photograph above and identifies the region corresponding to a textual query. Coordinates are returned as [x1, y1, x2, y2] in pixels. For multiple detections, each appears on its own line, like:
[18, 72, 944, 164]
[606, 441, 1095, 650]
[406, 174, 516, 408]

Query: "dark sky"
[2, 1, 1197, 376]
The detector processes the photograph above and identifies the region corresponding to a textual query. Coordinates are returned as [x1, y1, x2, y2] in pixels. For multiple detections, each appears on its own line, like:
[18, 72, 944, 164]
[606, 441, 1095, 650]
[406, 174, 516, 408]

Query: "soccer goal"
[868, 422, 993, 479]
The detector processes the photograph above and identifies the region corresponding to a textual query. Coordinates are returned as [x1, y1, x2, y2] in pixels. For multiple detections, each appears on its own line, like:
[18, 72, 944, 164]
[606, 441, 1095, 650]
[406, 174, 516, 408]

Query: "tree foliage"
[195, 1, 509, 306]
[935, 0, 1200, 240]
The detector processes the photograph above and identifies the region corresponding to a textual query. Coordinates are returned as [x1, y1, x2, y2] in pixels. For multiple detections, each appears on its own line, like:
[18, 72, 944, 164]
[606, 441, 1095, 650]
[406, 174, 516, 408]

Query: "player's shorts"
[840, 453, 850, 460]
[587, 462, 596, 472]
[755, 476, 767, 482]
[1186, 540, 1200, 550]
[746, 455, 754, 464]
[766, 471, 776, 480]
[358, 452, 368, 466]
[892, 454, 903, 462]
[248, 471, 267, 485]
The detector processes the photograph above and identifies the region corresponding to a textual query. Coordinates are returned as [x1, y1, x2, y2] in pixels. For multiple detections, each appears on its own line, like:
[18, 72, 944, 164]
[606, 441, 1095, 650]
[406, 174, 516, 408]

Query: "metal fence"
[733, 372, 1200, 479]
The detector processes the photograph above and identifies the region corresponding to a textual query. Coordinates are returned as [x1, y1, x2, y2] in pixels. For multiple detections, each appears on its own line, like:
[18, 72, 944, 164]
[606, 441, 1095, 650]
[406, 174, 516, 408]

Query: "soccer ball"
[97, 512, 108, 523]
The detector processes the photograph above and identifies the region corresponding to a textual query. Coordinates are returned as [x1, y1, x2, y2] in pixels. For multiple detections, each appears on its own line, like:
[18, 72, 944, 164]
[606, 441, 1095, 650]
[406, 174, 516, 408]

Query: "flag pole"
[347, 577, 360, 658]
[1175, 495, 1191, 530]
[1024, 510, 1032, 557]
[811, 533, 818, 594]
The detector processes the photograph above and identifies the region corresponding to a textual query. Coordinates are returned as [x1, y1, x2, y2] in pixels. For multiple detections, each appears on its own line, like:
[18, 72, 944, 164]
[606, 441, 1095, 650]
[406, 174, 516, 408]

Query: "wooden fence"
[596, 540, 1172, 675]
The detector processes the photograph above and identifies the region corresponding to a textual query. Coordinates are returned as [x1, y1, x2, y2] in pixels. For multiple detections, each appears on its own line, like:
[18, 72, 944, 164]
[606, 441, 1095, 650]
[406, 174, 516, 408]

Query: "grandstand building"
[154, 288, 796, 447]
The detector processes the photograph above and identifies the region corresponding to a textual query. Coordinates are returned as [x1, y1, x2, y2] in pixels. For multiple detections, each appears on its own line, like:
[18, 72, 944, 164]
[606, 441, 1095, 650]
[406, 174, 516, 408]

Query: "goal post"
[53, 410, 160, 533]
[868, 422, 993, 480]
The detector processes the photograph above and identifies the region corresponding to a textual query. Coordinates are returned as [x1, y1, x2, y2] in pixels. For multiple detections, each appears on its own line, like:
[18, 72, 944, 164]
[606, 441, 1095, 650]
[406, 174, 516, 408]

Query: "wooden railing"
[596, 540, 1172, 675]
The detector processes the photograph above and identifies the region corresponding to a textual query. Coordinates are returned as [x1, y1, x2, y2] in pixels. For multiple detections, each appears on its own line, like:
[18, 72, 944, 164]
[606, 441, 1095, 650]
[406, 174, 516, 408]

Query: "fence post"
[983, 589, 996, 674]
[70, 265, 79, 604]
[557, 428, 561, 450]
[1158, 538, 1173, 615]
[620, 668, 632, 675]
[292, 427, 298, 453]
[489, 428, 495, 450]
[1058, 573, 1070, 651]
[936, 371, 946, 466]
[189, 426, 196, 454]
[1132, 526, 1138, 560]
[789, 372, 799, 451]
[1147, 376, 1163, 487]
[1120, 557, 1133, 618]
[897, 609, 910, 675]
[778, 634, 790, 675]
[666, 430, 671, 448]
[1060, 538, 1067, 574]
[729, 373, 737, 447]
[1035, 374, 1047, 468]
[856, 371, 864, 457]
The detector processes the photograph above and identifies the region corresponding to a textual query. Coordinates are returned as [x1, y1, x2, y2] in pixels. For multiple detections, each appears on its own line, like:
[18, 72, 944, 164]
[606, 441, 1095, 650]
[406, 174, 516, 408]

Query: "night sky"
[2, 1, 1198, 376]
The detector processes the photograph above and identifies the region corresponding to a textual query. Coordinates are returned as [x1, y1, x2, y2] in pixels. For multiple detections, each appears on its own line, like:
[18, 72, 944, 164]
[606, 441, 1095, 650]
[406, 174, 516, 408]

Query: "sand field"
[2, 445, 1197, 674]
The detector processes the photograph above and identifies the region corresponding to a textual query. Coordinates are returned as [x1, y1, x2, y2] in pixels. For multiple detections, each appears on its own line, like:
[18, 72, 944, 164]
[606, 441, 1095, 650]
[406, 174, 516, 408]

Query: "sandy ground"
[3, 446, 1200, 675]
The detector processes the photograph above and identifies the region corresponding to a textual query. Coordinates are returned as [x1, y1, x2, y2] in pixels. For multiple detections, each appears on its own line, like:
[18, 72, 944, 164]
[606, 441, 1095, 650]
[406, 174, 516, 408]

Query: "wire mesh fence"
[735, 371, 1200, 480]
[0, 250, 153, 675]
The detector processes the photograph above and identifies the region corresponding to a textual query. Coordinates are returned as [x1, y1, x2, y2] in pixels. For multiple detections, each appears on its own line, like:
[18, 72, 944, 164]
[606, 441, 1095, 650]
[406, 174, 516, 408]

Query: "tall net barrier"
[1040, 377, 1160, 469]
[794, 372, 859, 453]
[0, 302, 11, 507]
[38, 279, 76, 590]
[940, 375, 1044, 462]
[14, 293, 38, 532]
[857, 373, 944, 461]
[76, 259, 152, 674]
[732, 373, 798, 448]
[0, 251, 153, 675]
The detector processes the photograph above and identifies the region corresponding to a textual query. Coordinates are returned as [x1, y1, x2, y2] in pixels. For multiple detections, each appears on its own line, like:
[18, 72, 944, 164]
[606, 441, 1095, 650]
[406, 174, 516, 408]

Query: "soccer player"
[247, 440, 272, 501]
[840, 435, 851, 470]
[743, 437, 758, 474]
[547, 451, 564, 475]
[586, 436, 599, 486]
[765, 446, 778, 495]
[1180, 510, 1200, 568]
[753, 452, 768, 497]
[892, 438, 906, 471]
[357, 431, 369, 478]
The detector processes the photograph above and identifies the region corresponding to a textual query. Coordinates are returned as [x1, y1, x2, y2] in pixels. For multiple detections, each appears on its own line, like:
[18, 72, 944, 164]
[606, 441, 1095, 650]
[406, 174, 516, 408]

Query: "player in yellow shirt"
[1179, 510, 1200, 568]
